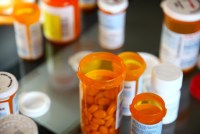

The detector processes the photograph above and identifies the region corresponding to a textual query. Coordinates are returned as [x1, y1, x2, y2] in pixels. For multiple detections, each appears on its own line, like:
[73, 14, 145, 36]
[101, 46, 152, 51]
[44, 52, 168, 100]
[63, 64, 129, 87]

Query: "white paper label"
[0, 102, 10, 119]
[30, 22, 43, 59]
[160, 24, 200, 70]
[14, 21, 30, 59]
[12, 94, 18, 114]
[131, 118, 162, 134]
[99, 11, 125, 49]
[115, 90, 123, 129]
[122, 81, 136, 116]
[14, 21, 43, 59]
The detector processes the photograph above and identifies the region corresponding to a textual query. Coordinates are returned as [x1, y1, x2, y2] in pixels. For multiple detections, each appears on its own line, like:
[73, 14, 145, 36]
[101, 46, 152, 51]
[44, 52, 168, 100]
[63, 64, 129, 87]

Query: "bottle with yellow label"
[42, 0, 80, 44]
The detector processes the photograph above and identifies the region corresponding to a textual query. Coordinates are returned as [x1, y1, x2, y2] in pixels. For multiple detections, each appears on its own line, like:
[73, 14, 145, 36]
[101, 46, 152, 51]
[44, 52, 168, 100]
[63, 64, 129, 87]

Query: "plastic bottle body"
[151, 63, 183, 124]
[118, 52, 146, 116]
[13, 3, 43, 60]
[130, 93, 166, 134]
[159, 0, 200, 73]
[77, 52, 126, 134]
[42, 0, 80, 44]
[98, 0, 128, 50]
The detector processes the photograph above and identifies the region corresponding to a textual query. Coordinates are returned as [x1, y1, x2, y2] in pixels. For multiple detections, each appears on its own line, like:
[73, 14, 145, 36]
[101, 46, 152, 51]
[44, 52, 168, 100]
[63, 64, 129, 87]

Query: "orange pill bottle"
[42, 0, 80, 44]
[159, 0, 200, 73]
[130, 93, 166, 134]
[77, 52, 126, 134]
[118, 52, 146, 116]
[13, 3, 43, 60]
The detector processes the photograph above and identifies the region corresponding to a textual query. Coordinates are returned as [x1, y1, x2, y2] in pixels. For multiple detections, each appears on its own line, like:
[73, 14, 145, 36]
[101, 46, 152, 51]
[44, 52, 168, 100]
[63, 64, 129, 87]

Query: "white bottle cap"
[19, 91, 51, 118]
[98, 0, 128, 14]
[138, 52, 160, 92]
[151, 63, 183, 95]
[0, 114, 38, 134]
[0, 72, 18, 99]
[161, 0, 200, 22]
[68, 50, 92, 72]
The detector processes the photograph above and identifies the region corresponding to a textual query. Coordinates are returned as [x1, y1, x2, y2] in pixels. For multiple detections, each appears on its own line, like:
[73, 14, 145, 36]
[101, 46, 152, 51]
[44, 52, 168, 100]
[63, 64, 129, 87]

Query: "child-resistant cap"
[161, 0, 200, 22]
[190, 73, 200, 100]
[0, 72, 18, 99]
[151, 63, 183, 95]
[0, 114, 38, 134]
[19, 91, 51, 118]
[98, 0, 128, 13]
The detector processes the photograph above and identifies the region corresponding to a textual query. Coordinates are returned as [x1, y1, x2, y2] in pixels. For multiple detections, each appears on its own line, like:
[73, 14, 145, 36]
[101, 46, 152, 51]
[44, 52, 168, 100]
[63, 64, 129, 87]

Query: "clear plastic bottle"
[77, 52, 126, 134]
[118, 52, 146, 116]
[42, 0, 80, 44]
[160, 0, 200, 73]
[130, 93, 167, 134]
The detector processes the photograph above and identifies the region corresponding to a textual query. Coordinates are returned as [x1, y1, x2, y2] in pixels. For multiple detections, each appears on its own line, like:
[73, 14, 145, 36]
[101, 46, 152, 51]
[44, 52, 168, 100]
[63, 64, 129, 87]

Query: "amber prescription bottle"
[42, 0, 80, 44]
[118, 52, 146, 116]
[151, 63, 183, 124]
[159, 0, 200, 73]
[0, 72, 19, 119]
[77, 52, 126, 134]
[79, 0, 97, 11]
[13, 3, 43, 60]
[130, 93, 166, 134]
[97, 0, 128, 50]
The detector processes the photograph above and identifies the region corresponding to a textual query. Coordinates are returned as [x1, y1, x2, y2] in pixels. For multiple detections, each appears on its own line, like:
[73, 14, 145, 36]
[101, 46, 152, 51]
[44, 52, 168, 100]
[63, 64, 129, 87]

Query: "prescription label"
[12, 94, 18, 114]
[131, 118, 162, 134]
[122, 81, 136, 116]
[43, 3, 74, 42]
[99, 11, 126, 49]
[0, 102, 10, 119]
[160, 24, 200, 70]
[14, 21, 30, 59]
[30, 22, 43, 59]
[116, 90, 123, 129]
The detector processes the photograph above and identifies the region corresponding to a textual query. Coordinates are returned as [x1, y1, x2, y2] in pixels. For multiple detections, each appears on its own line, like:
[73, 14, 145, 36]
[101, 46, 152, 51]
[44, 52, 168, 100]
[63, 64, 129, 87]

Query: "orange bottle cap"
[130, 93, 167, 125]
[13, 3, 40, 25]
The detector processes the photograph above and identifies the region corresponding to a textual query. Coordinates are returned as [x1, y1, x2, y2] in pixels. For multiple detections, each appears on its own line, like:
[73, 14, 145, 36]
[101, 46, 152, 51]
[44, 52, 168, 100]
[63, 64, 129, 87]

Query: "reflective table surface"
[0, 0, 200, 134]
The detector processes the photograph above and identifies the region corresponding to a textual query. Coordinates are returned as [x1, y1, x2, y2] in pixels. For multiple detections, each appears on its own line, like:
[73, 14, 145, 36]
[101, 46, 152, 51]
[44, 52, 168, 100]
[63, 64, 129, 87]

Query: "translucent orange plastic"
[13, 3, 40, 25]
[43, 0, 80, 44]
[163, 14, 200, 73]
[130, 93, 166, 125]
[80, 2, 97, 11]
[77, 52, 126, 134]
[119, 52, 146, 81]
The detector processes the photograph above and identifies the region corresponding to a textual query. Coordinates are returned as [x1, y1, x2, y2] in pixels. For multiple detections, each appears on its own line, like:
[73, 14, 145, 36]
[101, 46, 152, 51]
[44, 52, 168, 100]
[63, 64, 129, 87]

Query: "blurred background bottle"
[42, 0, 80, 44]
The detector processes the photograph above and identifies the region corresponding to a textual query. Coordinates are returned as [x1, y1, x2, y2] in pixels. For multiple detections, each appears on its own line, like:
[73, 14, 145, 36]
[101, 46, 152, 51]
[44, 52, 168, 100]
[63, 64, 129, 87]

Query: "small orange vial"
[79, 0, 97, 11]
[159, 0, 200, 73]
[130, 93, 166, 134]
[77, 52, 126, 134]
[42, 0, 80, 44]
[13, 3, 43, 60]
[118, 52, 146, 116]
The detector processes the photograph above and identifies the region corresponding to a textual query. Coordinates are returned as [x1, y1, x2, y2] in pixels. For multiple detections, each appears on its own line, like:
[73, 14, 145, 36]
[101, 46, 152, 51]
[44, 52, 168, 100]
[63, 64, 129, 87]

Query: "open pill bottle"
[77, 52, 126, 134]
[130, 93, 166, 134]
